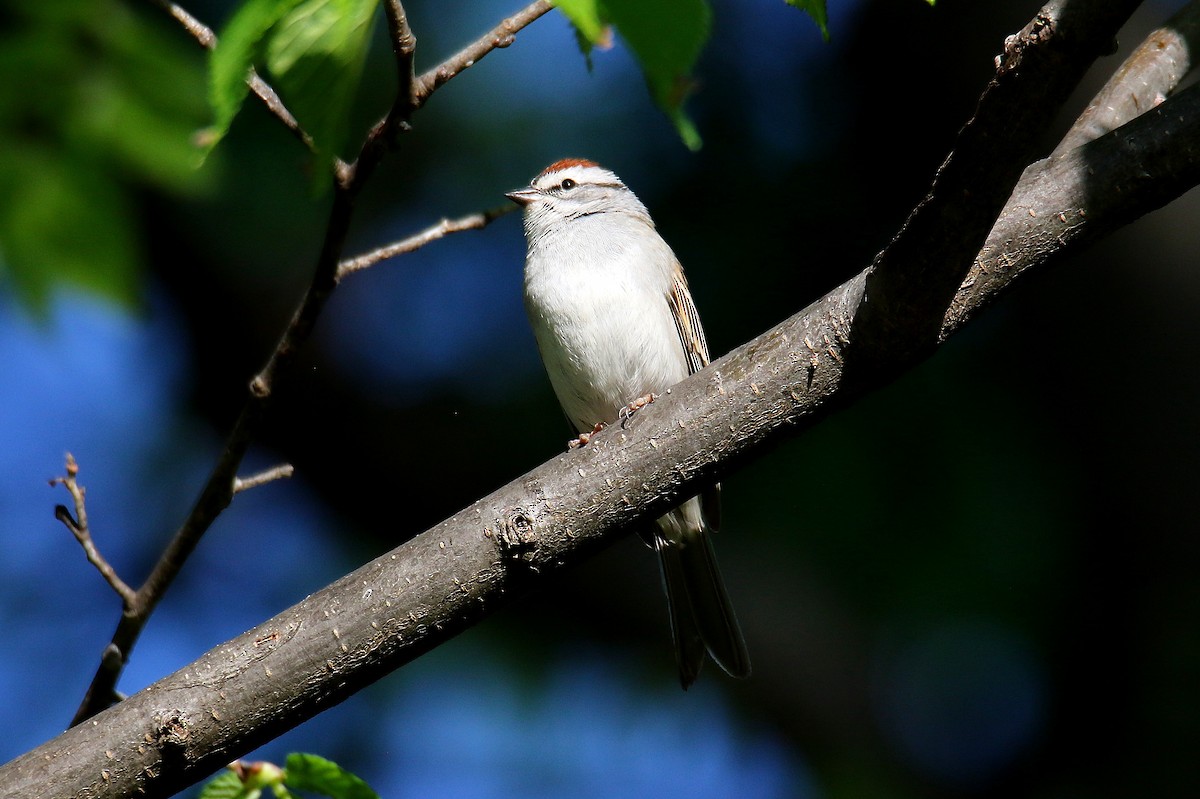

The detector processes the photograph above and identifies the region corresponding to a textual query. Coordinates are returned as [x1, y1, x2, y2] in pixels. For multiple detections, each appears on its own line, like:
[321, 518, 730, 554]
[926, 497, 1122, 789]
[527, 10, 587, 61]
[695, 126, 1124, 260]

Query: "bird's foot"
[619, 393, 658, 427]
[568, 422, 606, 449]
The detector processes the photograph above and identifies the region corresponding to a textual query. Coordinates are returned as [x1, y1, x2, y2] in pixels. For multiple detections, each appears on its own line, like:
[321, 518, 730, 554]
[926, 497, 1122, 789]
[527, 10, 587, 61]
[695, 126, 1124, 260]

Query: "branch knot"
[494, 511, 541, 569]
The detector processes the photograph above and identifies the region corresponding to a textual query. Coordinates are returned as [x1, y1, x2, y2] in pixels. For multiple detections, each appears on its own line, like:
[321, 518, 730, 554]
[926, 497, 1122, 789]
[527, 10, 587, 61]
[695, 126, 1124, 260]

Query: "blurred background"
[2, 0, 1198, 796]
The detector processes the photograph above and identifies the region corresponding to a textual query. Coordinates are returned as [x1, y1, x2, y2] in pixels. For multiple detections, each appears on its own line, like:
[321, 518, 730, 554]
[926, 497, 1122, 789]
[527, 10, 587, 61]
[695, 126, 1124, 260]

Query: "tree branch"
[383, 0, 417, 114]
[945, 81, 1200, 334]
[66, 0, 556, 726]
[350, 0, 551, 189]
[336, 205, 515, 280]
[947, 0, 1200, 332]
[1054, 0, 1200, 154]
[411, 0, 553, 109]
[49, 454, 137, 607]
[10, 18, 1200, 799]
[233, 464, 295, 494]
[147, 0, 314, 151]
[849, 0, 1141, 377]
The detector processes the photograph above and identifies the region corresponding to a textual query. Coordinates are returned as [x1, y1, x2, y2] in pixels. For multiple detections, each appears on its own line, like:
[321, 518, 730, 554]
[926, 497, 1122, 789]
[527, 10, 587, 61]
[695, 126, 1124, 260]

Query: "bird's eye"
[560, 178, 576, 190]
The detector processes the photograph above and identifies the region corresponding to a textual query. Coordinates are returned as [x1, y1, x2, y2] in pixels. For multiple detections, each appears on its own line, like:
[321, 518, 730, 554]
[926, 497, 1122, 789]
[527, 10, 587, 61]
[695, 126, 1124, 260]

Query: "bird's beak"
[505, 187, 539, 206]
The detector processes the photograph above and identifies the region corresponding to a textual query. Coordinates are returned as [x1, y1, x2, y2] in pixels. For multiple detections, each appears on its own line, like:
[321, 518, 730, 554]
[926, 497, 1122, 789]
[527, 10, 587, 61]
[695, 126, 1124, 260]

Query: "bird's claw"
[619, 393, 658, 427]
[568, 422, 607, 449]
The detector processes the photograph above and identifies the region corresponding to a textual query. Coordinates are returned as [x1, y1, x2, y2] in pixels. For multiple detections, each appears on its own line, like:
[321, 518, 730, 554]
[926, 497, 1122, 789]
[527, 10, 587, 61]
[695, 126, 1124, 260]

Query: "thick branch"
[7, 65, 1200, 799]
[941, 0, 1200, 331]
[850, 0, 1140, 375]
[946, 81, 1200, 333]
[1054, 0, 1200, 154]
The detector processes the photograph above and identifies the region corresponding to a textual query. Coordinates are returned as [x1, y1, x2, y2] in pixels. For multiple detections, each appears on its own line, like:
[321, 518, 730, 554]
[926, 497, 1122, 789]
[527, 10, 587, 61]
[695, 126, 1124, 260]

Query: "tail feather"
[657, 536, 707, 688]
[655, 499, 751, 688]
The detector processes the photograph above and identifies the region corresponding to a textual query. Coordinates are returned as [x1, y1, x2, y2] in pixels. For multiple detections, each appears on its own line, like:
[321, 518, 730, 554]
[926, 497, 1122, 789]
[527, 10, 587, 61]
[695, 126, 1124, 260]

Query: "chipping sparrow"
[508, 159, 751, 687]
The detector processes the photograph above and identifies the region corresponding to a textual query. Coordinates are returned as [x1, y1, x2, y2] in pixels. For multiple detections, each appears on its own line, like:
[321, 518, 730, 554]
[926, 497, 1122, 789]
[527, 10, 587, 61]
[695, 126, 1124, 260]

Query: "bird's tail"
[655, 505, 751, 688]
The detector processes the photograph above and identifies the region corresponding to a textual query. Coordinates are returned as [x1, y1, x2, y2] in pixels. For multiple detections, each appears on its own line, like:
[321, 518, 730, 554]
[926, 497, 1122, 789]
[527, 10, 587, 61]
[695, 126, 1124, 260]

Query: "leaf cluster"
[200, 754, 379, 799]
[206, 0, 833, 161]
[0, 0, 210, 309]
[207, 0, 379, 171]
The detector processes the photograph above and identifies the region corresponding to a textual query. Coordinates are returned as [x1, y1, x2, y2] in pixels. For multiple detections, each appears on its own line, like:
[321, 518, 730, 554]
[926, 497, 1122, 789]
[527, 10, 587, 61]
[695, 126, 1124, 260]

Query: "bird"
[507, 158, 751, 687]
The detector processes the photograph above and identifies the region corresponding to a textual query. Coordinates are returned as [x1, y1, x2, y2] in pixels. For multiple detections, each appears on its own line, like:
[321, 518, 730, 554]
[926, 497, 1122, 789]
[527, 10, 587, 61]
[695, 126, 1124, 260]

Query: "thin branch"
[349, 0, 552, 193]
[149, 0, 213, 45]
[147, 0, 314, 151]
[49, 454, 137, 606]
[233, 464, 295, 494]
[384, 0, 418, 112]
[336, 205, 515, 280]
[1054, 0, 1200, 154]
[245, 74, 313, 150]
[67, 1, 556, 726]
[411, 0, 553, 109]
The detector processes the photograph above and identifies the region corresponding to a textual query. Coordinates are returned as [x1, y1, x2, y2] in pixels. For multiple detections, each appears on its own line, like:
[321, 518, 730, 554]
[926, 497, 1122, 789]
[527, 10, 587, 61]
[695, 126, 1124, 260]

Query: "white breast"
[523, 215, 689, 432]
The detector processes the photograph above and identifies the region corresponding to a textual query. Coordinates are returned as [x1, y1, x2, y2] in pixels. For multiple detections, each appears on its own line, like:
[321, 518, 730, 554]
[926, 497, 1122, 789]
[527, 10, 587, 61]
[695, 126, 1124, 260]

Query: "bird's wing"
[666, 260, 722, 531]
[667, 260, 710, 376]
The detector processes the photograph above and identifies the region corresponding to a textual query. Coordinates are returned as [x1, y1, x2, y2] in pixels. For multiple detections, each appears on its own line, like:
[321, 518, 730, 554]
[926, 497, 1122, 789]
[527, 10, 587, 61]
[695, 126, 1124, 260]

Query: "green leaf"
[0, 0, 209, 312]
[0, 146, 140, 310]
[784, 0, 829, 41]
[284, 753, 380, 799]
[553, 0, 607, 50]
[198, 770, 257, 799]
[264, 0, 379, 170]
[604, 0, 711, 150]
[555, 0, 711, 150]
[207, 0, 305, 152]
[77, 2, 215, 187]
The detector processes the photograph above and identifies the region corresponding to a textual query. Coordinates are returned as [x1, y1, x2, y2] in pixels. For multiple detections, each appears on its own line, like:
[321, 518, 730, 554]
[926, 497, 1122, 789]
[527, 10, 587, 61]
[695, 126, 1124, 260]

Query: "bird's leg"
[568, 392, 658, 448]
[619, 393, 658, 428]
[568, 421, 607, 449]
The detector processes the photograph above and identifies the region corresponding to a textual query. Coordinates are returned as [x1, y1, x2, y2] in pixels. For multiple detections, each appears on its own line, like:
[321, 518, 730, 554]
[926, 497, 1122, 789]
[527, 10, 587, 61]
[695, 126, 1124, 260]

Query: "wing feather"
[666, 261, 721, 531]
[667, 262, 709, 376]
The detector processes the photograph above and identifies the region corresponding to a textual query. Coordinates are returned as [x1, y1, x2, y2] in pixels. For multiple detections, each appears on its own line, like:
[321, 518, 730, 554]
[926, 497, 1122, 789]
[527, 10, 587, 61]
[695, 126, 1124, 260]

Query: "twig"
[233, 464, 295, 494]
[49, 454, 137, 606]
[384, 0, 418, 112]
[147, 0, 314, 151]
[350, 0, 551, 195]
[150, 0, 213, 45]
[411, 0, 553, 109]
[67, 0, 553, 726]
[336, 205, 515, 280]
